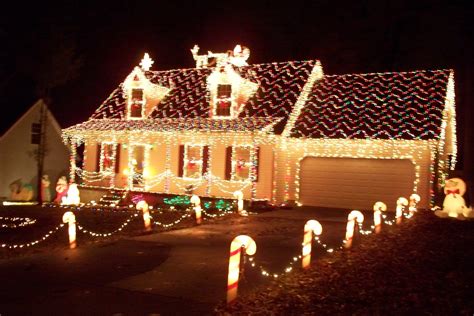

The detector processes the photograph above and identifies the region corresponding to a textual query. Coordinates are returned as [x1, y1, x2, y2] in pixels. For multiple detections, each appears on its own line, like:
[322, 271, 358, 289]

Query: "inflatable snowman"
[435, 177, 472, 219]
[62, 183, 81, 205]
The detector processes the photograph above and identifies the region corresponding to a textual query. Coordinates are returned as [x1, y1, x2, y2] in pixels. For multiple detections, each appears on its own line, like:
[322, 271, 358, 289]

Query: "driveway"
[0, 207, 364, 315]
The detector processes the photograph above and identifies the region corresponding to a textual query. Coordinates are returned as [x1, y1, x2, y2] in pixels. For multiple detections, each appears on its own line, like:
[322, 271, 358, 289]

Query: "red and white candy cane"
[373, 202, 387, 234]
[409, 194, 421, 216]
[302, 220, 323, 269]
[345, 210, 364, 248]
[136, 200, 151, 231]
[190, 195, 202, 224]
[396, 197, 408, 224]
[62, 211, 76, 249]
[227, 235, 256, 304]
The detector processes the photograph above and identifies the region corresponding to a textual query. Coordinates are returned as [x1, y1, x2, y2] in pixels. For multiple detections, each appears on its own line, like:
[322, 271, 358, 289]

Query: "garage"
[298, 157, 416, 211]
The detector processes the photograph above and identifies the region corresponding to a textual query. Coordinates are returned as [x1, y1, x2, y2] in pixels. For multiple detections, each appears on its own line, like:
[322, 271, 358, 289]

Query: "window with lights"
[215, 84, 232, 117]
[100, 143, 116, 172]
[183, 145, 203, 179]
[232, 146, 252, 181]
[130, 88, 144, 118]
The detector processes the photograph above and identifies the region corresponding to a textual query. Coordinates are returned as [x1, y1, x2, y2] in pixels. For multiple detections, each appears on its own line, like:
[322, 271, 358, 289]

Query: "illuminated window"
[232, 146, 252, 181]
[130, 88, 144, 118]
[215, 84, 232, 117]
[100, 143, 116, 172]
[183, 145, 203, 179]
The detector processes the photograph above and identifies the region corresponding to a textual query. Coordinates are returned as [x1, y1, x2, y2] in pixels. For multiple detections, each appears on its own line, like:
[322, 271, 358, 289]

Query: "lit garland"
[77, 213, 139, 237]
[1, 224, 64, 249]
[0, 217, 37, 228]
[164, 195, 191, 206]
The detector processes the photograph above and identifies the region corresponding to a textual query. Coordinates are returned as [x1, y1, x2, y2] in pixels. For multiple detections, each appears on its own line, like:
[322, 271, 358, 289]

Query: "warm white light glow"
[62, 212, 76, 249]
[227, 235, 256, 304]
[302, 220, 323, 269]
[139, 53, 154, 71]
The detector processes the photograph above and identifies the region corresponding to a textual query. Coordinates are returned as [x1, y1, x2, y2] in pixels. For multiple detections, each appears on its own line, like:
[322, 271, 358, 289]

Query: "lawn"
[216, 211, 474, 315]
[0, 203, 235, 260]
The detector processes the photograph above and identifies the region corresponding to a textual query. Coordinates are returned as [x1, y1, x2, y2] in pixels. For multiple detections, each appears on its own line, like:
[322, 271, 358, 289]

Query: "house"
[62, 45, 457, 210]
[0, 99, 69, 201]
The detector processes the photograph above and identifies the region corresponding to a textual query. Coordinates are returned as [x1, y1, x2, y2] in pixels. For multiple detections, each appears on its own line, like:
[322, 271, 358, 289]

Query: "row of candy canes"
[226, 194, 422, 303]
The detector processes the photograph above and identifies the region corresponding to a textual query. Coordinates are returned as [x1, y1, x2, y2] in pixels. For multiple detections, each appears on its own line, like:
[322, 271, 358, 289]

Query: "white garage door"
[299, 157, 416, 210]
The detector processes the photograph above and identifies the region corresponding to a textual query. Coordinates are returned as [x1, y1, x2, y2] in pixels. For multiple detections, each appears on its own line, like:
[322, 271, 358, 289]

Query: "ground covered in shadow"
[216, 211, 474, 315]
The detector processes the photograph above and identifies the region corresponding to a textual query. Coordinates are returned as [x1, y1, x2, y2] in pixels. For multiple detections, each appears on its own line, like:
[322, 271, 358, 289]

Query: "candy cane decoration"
[302, 220, 323, 269]
[227, 235, 256, 304]
[373, 202, 387, 234]
[190, 195, 202, 224]
[396, 197, 408, 224]
[62, 211, 76, 249]
[136, 200, 151, 231]
[408, 194, 421, 217]
[345, 210, 364, 248]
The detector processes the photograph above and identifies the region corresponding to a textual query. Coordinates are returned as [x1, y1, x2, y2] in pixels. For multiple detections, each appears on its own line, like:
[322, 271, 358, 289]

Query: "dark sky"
[1, 0, 473, 176]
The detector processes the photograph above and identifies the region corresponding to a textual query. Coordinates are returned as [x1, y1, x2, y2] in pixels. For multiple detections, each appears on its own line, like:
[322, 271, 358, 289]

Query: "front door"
[131, 145, 145, 189]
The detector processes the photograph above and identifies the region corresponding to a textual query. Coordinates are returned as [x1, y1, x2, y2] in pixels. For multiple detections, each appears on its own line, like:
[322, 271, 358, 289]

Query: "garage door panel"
[299, 157, 415, 210]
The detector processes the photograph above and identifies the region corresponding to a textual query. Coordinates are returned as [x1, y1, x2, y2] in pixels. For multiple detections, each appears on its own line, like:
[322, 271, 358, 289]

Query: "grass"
[216, 211, 474, 315]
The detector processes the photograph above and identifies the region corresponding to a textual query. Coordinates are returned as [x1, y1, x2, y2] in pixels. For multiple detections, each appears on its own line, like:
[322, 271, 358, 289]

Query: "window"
[130, 88, 144, 118]
[217, 84, 232, 98]
[232, 146, 252, 181]
[100, 143, 116, 172]
[215, 84, 232, 117]
[183, 145, 203, 179]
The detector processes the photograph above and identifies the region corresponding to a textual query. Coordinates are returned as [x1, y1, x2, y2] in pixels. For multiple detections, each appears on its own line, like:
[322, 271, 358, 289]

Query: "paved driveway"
[0, 207, 367, 315]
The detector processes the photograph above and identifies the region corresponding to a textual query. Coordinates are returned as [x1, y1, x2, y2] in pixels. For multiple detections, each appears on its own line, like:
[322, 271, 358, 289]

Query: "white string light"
[0, 217, 37, 228]
[1, 224, 64, 249]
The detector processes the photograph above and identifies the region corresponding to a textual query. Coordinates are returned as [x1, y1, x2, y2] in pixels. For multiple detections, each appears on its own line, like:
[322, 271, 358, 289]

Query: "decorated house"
[62, 45, 457, 210]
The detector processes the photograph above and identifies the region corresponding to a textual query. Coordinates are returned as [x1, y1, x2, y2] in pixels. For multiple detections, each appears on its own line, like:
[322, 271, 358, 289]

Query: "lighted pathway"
[0, 207, 358, 315]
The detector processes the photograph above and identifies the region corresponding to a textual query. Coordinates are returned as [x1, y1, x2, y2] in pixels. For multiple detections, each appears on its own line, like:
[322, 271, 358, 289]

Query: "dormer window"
[215, 84, 232, 117]
[129, 88, 144, 119]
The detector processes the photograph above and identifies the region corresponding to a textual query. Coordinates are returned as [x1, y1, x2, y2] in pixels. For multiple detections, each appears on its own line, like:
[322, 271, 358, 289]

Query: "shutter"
[225, 146, 232, 180]
[115, 144, 121, 174]
[178, 145, 185, 177]
[202, 146, 209, 176]
[96, 143, 101, 172]
[255, 147, 260, 182]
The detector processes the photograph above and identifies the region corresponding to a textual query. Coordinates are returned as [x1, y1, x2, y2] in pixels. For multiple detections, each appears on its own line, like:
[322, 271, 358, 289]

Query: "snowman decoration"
[435, 177, 472, 219]
[62, 183, 81, 205]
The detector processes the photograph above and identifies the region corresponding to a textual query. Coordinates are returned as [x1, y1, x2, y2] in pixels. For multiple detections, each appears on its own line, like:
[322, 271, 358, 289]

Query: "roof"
[0, 99, 63, 143]
[89, 60, 316, 134]
[63, 117, 281, 135]
[80, 61, 452, 141]
[290, 69, 451, 139]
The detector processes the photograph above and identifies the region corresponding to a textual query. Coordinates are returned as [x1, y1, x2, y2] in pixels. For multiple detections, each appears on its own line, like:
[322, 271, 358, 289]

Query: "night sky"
[1, 0, 472, 177]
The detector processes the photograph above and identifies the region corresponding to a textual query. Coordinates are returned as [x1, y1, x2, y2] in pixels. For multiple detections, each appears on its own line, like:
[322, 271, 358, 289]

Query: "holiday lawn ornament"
[190, 195, 202, 224]
[233, 190, 247, 216]
[54, 176, 68, 204]
[62, 183, 80, 205]
[136, 200, 151, 231]
[9, 179, 33, 201]
[41, 174, 51, 203]
[345, 210, 364, 248]
[396, 197, 408, 224]
[373, 202, 387, 234]
[408, 194, 421, 217]
[302, 220, 323, 269]
[62, 211, 76, 249]
[227, 235, 256, 303]
[435, 178, 473, 219]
